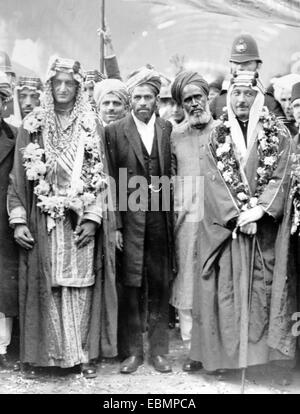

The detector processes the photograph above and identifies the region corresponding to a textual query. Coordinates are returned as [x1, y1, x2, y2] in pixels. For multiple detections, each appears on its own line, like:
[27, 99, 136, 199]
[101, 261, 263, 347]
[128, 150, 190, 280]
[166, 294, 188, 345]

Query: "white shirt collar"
[131, 110, 156, 154]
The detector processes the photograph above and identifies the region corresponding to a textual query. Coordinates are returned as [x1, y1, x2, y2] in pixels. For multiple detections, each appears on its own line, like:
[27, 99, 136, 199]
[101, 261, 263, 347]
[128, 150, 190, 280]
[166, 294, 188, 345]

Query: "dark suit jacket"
[0, 120, 18, 317]
[105, 113, 176, 286]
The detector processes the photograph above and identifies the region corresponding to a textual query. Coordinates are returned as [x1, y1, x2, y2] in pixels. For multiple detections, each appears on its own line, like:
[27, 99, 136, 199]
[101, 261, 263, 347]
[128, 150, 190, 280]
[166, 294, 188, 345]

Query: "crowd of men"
[1, 31, 300, 386]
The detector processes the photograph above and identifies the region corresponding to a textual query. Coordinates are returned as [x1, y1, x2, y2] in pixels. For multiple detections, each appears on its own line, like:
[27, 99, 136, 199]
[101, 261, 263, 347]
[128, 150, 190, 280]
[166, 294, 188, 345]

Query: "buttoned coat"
[105, 113, 176, 287]
[0, 120, 18, 317]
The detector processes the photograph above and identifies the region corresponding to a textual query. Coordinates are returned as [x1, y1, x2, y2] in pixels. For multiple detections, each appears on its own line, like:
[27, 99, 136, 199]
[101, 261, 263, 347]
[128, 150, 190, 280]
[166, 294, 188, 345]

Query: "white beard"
[187, 102, 211, 127]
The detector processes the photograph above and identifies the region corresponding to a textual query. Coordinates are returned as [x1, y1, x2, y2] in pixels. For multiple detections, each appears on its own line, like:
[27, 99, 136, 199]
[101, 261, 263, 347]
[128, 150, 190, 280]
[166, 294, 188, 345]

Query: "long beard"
[188, 103, 211, 127]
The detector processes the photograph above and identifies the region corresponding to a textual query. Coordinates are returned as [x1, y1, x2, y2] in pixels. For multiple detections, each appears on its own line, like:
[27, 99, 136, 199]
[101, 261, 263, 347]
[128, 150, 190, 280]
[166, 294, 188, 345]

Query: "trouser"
[119, 212, 170, 359]
[0, 312, 13, 355]
[178, 308, 193, 351]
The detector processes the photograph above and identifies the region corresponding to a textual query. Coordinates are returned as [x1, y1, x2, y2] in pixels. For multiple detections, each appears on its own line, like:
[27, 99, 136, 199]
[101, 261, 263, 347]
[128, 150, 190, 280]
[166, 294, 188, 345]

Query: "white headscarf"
[226, 70, 265, 167]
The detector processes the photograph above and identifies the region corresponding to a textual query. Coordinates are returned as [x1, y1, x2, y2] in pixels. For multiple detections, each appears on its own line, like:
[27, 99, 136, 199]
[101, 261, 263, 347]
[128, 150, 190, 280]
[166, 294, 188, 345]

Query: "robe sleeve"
[205, 132, 240, 228]
[104, 56, 122, 81]
[104, 123, 122, 230]
[7, 127, 31, 227]
[257, 127, 292, 220]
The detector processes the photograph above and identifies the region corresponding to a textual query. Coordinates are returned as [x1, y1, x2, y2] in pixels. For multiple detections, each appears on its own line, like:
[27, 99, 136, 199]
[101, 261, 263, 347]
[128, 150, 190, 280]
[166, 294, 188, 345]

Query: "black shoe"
[182, 358, 203, 372]
[24, 365, 39, 379]
[120, 356, 143, 374]
[81, 362, 97, 379]
[0, 354, 16, 370]
[205, 368, 227, 376]
[13, 361, 21, 372]
[150, 355, 172, 373]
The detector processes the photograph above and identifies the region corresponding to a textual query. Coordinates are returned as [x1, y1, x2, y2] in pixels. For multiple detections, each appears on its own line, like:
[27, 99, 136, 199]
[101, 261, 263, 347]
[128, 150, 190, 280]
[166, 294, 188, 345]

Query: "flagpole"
[100, 0, 105, 73]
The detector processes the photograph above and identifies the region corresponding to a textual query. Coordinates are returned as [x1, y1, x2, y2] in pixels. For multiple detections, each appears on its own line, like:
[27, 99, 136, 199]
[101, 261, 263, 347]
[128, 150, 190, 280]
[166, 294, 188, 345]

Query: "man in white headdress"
[7, 76, 43, 127]
[190, 70, 294, 376]
[7, 57, 117, 379]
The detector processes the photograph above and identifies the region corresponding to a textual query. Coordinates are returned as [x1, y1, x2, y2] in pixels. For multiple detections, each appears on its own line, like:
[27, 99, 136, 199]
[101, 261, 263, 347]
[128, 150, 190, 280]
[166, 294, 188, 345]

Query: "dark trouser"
[118, 211, 170, 359]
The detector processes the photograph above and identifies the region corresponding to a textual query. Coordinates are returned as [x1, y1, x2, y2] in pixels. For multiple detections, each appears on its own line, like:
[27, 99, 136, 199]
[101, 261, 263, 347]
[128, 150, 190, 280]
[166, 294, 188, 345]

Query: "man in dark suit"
[105, 67, 176, 374]
[210, 33, 286, 121]
[0, 73, 19, 370]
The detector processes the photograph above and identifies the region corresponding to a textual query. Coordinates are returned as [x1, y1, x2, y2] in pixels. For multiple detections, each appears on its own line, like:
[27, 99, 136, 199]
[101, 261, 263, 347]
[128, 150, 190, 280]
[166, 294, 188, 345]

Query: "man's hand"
[239, 222, 257, 235]
[75, 221, 97, 249]
[116, 230, 123, 251]
[96, 26, 112, 45]
[237, 206, 265, 227]
[14, 224, 35, 250]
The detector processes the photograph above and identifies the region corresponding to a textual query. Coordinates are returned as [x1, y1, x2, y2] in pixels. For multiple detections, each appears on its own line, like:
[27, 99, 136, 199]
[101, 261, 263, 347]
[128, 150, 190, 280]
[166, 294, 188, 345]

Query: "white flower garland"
[22, 108, 107, 231]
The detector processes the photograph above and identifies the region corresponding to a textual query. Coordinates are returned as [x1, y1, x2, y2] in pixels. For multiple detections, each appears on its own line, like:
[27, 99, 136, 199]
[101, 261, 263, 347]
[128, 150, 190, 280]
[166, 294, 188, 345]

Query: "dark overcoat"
[0, 120, 18, 317]
[105, 113, 176, 287]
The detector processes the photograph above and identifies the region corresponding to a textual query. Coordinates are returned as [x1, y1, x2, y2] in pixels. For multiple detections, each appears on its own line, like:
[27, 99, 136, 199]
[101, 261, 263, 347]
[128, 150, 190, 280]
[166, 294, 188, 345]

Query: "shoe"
[24, 366, 39, 379]
[150, 355, 172, 373]
[13, 361, 21, 372]
[120, 356, 143, 374]
[81, 363, 97, 379]
[182, 358, 203, 372]
[0, 354, 16, 370]
[205, 368, 227, 376]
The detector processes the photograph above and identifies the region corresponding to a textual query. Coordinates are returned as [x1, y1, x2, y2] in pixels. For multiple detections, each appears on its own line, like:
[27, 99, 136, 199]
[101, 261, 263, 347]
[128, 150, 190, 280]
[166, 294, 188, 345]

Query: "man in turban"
[190, 70, 294, 381]
[94, 78, 129, 126]
[105, 66, 176, 374]
[8, 56, 117, 379]
[0, 72, 19, 371]
[170, 71, 218, 372]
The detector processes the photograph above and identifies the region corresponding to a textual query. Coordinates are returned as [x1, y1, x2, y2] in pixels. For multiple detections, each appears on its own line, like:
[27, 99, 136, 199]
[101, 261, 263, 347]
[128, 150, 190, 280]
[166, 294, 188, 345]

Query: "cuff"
[83, 212, 102, 225]
[105, 54, 116, 60]
[9, 206, 27, 227]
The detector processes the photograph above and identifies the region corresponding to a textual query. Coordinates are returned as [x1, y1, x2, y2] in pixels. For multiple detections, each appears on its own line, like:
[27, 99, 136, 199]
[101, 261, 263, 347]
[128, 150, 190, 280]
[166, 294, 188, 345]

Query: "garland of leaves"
[213, 107, 282, 212]
[290, 153, 300, 235]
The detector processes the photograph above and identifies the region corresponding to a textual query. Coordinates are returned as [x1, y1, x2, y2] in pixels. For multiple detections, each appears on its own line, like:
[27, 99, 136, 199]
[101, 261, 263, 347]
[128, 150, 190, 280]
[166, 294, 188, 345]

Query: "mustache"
[190, 106, 205, 114]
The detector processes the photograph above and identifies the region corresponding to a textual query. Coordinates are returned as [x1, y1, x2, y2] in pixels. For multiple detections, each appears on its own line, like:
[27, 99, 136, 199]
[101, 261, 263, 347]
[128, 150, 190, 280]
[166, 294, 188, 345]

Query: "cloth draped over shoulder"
[7, 121, 118, 365]
[190, 119, 295, 370]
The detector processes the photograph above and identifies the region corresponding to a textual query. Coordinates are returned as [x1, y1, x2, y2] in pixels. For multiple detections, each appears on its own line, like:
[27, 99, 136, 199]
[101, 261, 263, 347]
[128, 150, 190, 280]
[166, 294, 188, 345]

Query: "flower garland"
[22, 107, 107, 229]
[213, 107, 283, 212]
[290, 153, 300, 235]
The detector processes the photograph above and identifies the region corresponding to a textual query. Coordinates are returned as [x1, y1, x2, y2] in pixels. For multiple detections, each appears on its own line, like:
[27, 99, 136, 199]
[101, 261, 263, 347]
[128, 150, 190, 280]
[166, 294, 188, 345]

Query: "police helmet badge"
[235, 39, 247, 53]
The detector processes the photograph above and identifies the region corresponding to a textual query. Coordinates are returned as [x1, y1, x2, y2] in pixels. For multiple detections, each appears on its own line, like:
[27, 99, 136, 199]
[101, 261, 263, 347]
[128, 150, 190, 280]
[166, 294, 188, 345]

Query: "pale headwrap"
[171, 71, 209, 105]
[126, 66, 161, 95]
[227, 70, 265, 168]
[45, 56, 84, 84]
[93, 78, 129, 107]
[13, 76, 43, 126]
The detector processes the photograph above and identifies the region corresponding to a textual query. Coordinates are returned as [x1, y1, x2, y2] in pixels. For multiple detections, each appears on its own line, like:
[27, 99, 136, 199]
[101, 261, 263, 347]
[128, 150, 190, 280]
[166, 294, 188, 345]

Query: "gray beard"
[189, 110, 211, 127]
